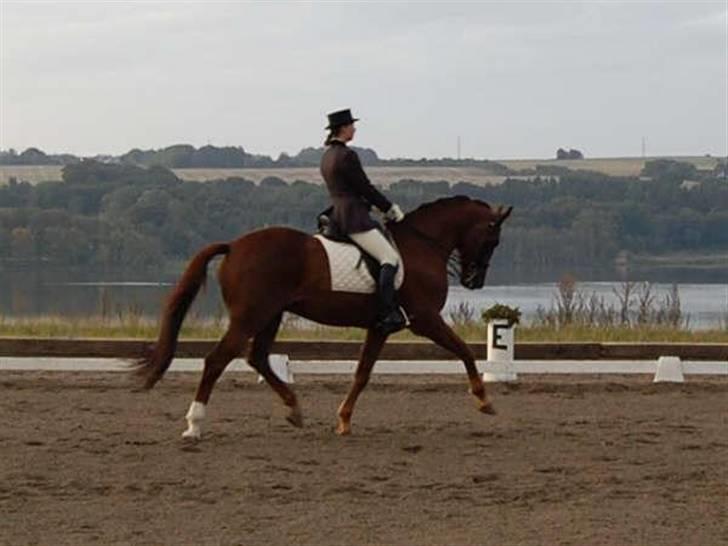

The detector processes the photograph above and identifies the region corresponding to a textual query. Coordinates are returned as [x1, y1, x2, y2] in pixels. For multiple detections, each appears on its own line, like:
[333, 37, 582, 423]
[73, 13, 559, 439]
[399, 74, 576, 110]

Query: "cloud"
[1, 1, 725, 158]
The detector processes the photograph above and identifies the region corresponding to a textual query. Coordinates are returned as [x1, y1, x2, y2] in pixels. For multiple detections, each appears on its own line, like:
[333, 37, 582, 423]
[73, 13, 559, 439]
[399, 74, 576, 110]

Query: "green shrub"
[481, 304, 521, 327]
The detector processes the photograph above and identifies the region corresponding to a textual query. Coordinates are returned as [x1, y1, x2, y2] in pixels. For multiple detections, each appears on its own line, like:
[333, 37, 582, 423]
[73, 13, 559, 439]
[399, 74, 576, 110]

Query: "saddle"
[316, 207, 385, 282]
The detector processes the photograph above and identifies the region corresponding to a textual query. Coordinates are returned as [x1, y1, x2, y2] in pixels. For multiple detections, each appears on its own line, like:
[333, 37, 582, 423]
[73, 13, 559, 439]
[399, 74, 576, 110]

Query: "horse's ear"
[495, 205, 513, 226]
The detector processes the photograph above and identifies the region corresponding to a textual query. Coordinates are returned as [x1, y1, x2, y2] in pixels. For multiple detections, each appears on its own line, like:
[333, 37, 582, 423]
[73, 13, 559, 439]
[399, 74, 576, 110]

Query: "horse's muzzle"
[462, 267, 487, 290]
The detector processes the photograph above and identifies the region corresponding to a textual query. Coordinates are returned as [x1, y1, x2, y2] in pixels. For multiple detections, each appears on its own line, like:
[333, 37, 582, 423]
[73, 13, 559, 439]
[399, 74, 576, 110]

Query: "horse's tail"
[133, 243, 230, 389]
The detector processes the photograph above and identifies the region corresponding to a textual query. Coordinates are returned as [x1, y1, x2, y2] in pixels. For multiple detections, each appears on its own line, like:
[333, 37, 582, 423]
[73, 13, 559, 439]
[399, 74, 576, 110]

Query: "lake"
[1, 264, 726, 330]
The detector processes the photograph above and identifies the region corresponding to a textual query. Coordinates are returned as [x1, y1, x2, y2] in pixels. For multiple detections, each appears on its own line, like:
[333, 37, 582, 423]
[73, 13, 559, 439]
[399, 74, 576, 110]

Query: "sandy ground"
[1, 371, 727, 546]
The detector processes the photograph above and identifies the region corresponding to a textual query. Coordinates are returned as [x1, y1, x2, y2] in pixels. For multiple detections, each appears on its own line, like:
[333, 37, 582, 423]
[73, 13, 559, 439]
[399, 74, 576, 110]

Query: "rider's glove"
[385, 204, 405, 222]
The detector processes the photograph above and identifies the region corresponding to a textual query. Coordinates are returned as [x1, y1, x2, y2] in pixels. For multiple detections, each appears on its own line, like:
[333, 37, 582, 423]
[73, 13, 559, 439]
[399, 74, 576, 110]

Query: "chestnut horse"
[134, 196, 512, 437]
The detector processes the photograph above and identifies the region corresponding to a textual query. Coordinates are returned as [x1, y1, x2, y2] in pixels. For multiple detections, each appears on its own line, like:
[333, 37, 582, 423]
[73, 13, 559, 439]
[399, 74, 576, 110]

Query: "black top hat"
[326, 109, 359, 130]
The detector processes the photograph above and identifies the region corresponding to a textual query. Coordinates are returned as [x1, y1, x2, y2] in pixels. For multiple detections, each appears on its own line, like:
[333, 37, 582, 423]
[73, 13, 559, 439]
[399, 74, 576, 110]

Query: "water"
[1, 266, 726, 330]
[445, 283, 728, 330]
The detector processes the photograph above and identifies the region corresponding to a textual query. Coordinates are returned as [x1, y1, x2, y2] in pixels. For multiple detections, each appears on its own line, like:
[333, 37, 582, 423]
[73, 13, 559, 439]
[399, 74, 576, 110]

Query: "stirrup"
[375, 307, 408, 335]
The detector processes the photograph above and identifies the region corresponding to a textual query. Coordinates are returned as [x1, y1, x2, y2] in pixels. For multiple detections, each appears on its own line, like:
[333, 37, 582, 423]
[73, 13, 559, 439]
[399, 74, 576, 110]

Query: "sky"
[1, 1, 726, 160]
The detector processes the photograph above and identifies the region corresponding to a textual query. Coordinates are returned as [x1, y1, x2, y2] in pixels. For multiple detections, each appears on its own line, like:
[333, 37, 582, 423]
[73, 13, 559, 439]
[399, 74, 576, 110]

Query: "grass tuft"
[1, 313, 727, 343]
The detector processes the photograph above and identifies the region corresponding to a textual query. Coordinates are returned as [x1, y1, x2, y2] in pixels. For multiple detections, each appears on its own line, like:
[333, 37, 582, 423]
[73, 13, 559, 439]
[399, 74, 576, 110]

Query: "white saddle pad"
[314, 234, 405, 294]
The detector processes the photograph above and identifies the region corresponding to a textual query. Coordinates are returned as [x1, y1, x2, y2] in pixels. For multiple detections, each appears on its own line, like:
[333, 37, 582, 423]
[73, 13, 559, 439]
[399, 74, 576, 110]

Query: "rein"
[392, 215, 502, 281]
[392, 221, 463, 278]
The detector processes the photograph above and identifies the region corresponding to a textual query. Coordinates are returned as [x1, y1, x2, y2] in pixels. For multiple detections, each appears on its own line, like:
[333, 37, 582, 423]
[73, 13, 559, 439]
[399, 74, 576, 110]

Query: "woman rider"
[320, 108, 407, 335]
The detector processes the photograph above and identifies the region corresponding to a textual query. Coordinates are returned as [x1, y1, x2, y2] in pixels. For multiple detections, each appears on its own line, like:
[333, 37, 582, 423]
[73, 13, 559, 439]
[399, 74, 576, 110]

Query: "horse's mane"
[404, 195, 491, 221]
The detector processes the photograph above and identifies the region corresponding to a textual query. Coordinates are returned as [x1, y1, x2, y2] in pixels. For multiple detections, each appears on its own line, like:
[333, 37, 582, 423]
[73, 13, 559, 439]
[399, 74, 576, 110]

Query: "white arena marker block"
[257, 354, 293, 384]
[483, 320, 518, 382]
[653, 356, 684, 383]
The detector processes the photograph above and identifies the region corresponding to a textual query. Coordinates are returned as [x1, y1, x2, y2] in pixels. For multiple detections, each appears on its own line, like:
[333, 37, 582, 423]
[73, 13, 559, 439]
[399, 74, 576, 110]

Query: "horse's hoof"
[479, 402, 497, 415]
[336, 421, 352, 436]
[286, 406, 304, 428]
[181, 429, 201, 441]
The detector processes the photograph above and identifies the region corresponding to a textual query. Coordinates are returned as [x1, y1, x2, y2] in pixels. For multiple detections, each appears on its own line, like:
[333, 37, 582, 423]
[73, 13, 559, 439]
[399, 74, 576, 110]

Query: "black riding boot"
[375, 264, 407, 335]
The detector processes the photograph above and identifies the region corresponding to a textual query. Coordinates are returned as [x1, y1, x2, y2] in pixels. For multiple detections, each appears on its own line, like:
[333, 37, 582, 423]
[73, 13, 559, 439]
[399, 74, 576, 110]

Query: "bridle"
[461, 224, 501, 286]
[391, 220, 498, 281]
[391, 204, 512, 284]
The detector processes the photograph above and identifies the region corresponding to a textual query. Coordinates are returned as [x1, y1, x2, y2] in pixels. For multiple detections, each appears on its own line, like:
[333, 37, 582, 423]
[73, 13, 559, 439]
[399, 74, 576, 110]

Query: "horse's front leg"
[337, 328, 388, 435]
[410, 315, 496, 415]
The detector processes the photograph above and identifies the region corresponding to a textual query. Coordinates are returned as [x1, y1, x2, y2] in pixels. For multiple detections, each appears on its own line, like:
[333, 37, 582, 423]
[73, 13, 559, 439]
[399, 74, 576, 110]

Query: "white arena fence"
[1, 356, 726, 385]
[1, 321, 726, 383]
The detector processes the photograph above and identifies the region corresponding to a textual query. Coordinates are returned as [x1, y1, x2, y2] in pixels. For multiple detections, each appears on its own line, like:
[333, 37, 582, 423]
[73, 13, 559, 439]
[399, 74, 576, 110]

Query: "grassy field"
[1, 314, 726, 343]
[498, 155, 720, 177]
[0, 155, 720, 186]
[173, 166, 510, 186]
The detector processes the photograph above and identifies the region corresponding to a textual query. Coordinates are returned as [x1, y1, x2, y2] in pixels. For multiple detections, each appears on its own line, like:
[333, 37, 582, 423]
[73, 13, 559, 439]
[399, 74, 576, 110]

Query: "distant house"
[556, 148, 584, 160]
[680, 179, 701, 190]
[714, 161, 728, 179]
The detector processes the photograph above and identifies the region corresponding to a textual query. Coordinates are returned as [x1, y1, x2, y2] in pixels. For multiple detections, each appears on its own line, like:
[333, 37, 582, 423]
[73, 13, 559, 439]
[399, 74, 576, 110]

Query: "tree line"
[0, 158, 726, 270]
[0, 144, 509, 172]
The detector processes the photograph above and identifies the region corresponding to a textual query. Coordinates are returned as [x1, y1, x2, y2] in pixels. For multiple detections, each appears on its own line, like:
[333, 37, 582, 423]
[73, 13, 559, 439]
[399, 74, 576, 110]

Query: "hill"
[0, 155, 722, 186]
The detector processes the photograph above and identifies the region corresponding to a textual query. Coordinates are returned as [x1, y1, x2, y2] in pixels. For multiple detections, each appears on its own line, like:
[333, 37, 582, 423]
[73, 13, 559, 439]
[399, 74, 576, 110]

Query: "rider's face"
[339, 123, 356, 142]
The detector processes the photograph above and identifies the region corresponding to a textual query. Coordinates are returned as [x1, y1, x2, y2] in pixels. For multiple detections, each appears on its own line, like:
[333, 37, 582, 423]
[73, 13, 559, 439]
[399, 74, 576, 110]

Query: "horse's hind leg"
[183, 324, 247, 439]
[248, 312, 303, 428]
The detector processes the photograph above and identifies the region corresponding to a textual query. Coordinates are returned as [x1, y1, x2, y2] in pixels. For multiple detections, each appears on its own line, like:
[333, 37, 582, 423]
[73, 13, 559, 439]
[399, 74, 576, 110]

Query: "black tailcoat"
[320, 141, 392, 234]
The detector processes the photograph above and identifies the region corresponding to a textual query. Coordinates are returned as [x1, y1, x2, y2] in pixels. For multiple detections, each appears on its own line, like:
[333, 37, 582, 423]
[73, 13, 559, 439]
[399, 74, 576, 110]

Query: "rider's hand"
[385, 204, 405, 222]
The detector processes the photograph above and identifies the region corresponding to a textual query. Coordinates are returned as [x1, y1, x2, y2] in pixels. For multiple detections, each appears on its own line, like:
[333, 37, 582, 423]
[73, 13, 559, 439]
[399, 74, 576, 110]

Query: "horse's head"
[398, 196, 512, 289]
[458, 204, 513, 289]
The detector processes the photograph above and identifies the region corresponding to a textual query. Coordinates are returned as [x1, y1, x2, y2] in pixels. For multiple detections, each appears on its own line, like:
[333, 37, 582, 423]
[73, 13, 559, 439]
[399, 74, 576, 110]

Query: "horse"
[133, 196, 513, 437]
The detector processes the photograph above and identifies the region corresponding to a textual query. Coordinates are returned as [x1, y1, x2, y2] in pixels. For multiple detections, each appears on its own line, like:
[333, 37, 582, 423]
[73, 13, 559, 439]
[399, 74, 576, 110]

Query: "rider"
[320, 108, 407, 335]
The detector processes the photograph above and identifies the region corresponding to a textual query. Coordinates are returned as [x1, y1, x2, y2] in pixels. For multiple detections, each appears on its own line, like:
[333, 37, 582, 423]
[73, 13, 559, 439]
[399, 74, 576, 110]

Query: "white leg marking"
[182, 401, 206, 439]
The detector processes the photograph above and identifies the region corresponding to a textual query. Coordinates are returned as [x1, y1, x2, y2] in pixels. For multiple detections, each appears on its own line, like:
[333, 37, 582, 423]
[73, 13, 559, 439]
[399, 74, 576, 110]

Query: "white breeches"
[349, 229, 400, 267]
